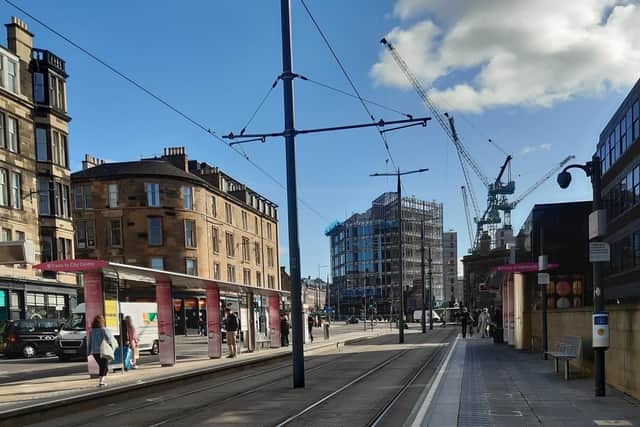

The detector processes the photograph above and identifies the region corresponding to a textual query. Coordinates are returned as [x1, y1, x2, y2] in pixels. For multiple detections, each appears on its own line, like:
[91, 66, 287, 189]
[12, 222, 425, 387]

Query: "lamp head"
[557, 170, 572, 189]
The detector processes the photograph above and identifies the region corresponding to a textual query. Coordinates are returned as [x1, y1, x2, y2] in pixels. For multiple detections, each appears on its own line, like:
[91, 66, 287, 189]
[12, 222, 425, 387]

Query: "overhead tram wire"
[4, 0, 330, 222]
[299, 0, 399, 170]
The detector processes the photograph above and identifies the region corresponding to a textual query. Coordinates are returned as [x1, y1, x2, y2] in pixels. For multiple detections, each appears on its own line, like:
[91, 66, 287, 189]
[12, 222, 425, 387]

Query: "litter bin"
[323, 322, 330, 340]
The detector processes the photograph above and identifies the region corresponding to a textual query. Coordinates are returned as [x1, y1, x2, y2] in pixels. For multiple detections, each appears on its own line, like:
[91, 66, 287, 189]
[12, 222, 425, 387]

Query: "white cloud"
[521, 143, 553, 155]
[372, 0, 640, 113]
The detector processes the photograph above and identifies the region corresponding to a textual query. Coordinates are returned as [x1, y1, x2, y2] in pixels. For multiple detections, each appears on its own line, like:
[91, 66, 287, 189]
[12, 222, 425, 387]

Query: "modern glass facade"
[326, 193, 443, 319]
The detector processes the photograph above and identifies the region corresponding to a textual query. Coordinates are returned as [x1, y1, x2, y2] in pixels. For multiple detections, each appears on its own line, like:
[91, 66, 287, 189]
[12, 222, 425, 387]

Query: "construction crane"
[497, 155, 576, 226]
[381, 38, 514, 253]
[461, 186, 474, 250]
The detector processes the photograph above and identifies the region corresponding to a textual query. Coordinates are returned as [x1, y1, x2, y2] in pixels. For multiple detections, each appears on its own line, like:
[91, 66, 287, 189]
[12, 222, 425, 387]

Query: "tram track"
[274, 332, 452, 427]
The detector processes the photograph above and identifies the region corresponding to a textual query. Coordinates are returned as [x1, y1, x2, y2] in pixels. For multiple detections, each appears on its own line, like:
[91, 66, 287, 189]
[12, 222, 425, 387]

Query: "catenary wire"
[5, 0, 329, 222]
[299, 0, 398, 170]
[239, 77, 280, 136]
[298, 74, 412, 119]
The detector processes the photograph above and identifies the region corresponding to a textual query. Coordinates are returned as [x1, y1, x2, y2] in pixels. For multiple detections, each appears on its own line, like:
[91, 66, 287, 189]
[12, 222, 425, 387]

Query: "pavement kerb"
[0, 328, 392, 425]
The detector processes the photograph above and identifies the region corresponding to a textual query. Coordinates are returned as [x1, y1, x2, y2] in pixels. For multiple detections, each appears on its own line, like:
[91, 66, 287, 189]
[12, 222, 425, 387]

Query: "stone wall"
[530, 304, 640, 399]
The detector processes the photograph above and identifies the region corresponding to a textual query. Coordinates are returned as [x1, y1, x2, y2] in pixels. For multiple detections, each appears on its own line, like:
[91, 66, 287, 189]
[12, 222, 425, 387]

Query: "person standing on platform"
[307, 313, 314, 343]
[88, 315, 114, 387]
[124, 315, 139, 369]
[479, 308, 491, 338]
[280, 314, 290, 346]
[223, 307, 239, 358]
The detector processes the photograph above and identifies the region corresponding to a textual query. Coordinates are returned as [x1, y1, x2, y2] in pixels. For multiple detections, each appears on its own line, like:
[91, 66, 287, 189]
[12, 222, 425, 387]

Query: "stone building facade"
[0, 18, 76, 322]
[71, 147, 281, 294]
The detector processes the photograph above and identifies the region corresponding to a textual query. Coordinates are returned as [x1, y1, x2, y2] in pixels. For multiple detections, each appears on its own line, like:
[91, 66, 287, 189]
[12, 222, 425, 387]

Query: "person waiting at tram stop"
[280, 314, 290, 347]
[88, 315, 115, 387]
[122, 315, 139, 369]
[223, 307, 239, 358]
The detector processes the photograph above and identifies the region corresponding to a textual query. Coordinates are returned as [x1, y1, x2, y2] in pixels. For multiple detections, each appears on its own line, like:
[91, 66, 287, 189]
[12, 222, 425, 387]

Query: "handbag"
[99, 330, 115, 360]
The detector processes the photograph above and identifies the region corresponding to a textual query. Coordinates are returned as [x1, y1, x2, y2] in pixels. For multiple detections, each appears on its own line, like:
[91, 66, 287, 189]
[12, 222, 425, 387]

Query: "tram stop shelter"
[33, 259, 288, 367]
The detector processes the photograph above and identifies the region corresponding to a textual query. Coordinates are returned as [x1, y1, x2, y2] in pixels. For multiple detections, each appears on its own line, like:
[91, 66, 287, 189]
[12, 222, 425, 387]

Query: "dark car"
[0, 319, 62, 358]
[345, 316, 359, 324]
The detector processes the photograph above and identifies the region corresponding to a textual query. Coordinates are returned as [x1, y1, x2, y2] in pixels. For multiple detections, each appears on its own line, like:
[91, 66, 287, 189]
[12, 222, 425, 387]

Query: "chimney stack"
[161, 146, 189, 172]
[6, 17, 33, 63]
[82, 154, 106, 170]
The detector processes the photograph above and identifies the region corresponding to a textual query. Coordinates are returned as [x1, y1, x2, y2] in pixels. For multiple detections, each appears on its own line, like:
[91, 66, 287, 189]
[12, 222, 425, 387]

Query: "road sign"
[537, 273, 550, 285]
[589, 242, 610, 262]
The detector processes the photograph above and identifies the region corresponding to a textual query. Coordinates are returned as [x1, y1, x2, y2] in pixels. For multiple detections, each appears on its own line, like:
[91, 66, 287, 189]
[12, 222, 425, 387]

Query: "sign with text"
[589, 242, 610, 263]
[33, 259, 108, 272]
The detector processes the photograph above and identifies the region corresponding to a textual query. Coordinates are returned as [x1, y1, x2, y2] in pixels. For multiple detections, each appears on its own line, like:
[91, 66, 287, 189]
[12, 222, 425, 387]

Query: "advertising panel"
[268, 295, 280, 348]
[206, 285, 221, 358]
[156, 281, 175, 366]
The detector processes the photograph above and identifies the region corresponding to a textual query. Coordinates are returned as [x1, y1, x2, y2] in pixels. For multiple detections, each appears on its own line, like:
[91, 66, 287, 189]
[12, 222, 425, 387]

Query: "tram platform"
[0, 323, 392, 424]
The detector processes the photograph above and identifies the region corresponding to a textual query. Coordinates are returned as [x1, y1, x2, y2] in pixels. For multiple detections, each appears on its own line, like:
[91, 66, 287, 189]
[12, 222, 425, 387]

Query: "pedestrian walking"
[460, 308, 469, 338]
[124, 315, 139, 369]
[468, 311, 475, 337]
[307, 313, 314, 343]
[223, 307, 239, 358]
[280, 314, 290, 346]
[479, 308, 491, 338]
[88, 315, 115, 387]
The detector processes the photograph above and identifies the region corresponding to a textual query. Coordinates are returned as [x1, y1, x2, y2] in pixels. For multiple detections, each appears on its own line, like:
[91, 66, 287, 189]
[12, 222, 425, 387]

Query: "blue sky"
[5, 1, 636, 278]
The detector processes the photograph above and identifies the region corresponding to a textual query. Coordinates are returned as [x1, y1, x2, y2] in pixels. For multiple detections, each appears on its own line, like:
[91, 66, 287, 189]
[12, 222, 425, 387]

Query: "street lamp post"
[371, 168, 429, 344]
[557, 154, 606, 397]
[420, 220, 426, 334]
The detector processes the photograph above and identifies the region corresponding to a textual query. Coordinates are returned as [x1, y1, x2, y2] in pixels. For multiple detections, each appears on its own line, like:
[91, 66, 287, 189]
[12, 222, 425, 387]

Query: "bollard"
[323, 322, 330, 340]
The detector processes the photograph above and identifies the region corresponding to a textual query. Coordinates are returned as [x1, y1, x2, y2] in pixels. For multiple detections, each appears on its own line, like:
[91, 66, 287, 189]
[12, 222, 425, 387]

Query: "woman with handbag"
[88, 314, 115, 387]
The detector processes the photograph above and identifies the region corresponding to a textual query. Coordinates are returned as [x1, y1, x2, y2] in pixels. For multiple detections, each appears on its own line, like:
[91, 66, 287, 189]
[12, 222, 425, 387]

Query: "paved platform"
[420, 336, 640, 427]
[0, 324, 393, 418]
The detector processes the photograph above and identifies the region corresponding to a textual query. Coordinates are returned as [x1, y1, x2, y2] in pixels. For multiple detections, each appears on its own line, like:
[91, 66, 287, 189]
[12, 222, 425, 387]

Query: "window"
[109, 220, 122, 247]
[185, 258, 197, 276]
[33, 72, 45, 103]
[267, 223, 273, 240]
[183, 186, 193, 210]
[49, 73, 65, 111]
[38, 178, 50, 215]
[243, 268, 251, 285]
[7, 117, 18, 153]
[634, 165, 640, 204]
[107, 184, 118, 208]
[148, 217, 162, 246]
[213, 263, 221, 280]
[256, 271, 262, 287]
[210, 195, 217, 217]
[1, 228, 11, 241]
[267, 247, 274, 268]
[225, 203, 232, 224]
[56, 238, 72, 260]
[242, 237, 250, 262]
[242, 211, 248, 230]
[225, 232, 235, 257]
[227, 264, 236, 282]
[0, 113, 4, 148]
[36, 127, 48, 161]
[145, 183, 160, 207]
[10, 172, 20, 209]
[255, 217, 259, 234]
[150, 257, 164, 270]
[6, 58, 18, 94]
[0, 169, 8, 207]
[76, 221, 95, 248]
[51, 130, 67, 167]
[184, 220, 196, 248]
[209, 227, 219, 253]
[62, 185, 69, 218]
[254, 242, 261, 265]
[15, 230, 24, 241]
[74, 186, 83, 210]
[267, 275, 275, 289]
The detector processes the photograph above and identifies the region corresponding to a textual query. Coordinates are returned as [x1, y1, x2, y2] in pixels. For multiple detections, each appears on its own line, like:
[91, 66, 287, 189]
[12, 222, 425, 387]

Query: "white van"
[56, 303, 159, 361]
[413, 309, 441, 323]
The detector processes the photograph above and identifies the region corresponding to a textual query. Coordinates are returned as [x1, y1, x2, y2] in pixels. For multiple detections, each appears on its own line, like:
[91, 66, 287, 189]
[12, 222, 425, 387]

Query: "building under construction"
[326, 193, 443, 320]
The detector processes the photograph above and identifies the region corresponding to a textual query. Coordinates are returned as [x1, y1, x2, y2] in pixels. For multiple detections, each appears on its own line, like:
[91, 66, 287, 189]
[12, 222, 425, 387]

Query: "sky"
[4, 0, 638, 278]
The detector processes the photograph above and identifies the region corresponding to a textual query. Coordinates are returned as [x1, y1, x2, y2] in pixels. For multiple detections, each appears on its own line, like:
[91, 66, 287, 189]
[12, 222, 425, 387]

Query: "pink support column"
[269, 294, 281, 348]
[156, 279, 176, 366]
[84, 271, 103, 377]
[206, 283, 221, 359]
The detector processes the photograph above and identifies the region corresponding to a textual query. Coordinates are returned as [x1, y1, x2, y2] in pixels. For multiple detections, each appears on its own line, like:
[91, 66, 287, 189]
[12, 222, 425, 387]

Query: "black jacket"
[224, 313, 239, 332]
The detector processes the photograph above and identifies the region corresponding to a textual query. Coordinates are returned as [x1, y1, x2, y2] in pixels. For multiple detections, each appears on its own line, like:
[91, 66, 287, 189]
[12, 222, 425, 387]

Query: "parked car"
[345, 316, 359, 324]
[0, 319, 62, 358]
